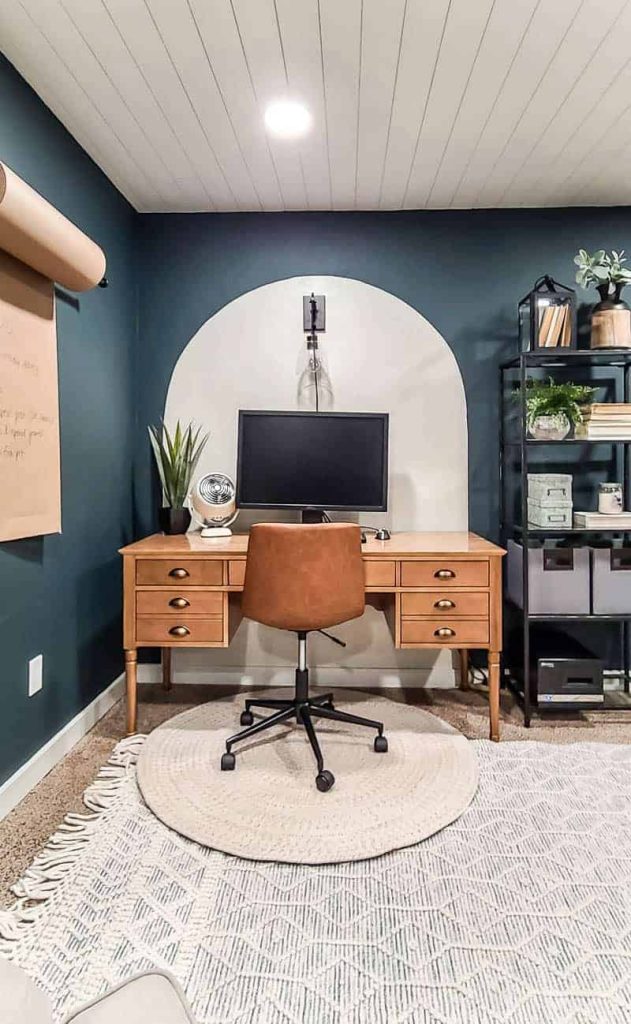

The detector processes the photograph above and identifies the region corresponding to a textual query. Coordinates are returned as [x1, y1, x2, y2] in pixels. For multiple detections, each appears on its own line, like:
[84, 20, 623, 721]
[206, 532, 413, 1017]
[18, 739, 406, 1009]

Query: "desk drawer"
[136, 559, 223, 586]
[136, 615, 224, 644]
[400, 560, 489, 588]
[229, 558, 396, 588]
[401, 618, 489, 645]
[364, 560, 396, 587]
[228, 560, 246, 586]
[401, 591, 488, 618]
[136, 590, 224, 616]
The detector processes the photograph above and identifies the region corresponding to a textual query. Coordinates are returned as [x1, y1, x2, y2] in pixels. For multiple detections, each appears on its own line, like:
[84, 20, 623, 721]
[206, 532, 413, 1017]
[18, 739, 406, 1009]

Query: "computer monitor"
[236, 410, 389, 516]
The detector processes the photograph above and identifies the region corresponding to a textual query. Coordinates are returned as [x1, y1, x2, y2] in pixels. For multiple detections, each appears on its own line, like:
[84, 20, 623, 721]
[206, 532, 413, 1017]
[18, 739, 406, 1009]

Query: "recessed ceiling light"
[264, 101, 312, 139]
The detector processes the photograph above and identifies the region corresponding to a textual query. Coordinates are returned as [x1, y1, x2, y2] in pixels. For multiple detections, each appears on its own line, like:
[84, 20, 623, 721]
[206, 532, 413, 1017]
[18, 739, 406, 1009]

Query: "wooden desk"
[120, 531, 505, 740]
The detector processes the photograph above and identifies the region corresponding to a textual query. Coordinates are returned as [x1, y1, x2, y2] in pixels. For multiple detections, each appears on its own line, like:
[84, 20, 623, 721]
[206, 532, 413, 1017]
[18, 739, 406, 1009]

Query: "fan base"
[200, 526, 233, 539]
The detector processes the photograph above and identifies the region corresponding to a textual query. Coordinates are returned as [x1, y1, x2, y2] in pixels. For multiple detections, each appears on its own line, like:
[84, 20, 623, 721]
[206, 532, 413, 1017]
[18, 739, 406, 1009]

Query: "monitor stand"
[301, 508, 327, 524]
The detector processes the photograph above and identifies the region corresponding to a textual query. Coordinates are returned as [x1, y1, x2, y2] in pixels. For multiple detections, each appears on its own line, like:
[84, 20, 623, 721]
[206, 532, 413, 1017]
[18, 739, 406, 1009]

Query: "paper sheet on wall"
[0, 248, 61, 541]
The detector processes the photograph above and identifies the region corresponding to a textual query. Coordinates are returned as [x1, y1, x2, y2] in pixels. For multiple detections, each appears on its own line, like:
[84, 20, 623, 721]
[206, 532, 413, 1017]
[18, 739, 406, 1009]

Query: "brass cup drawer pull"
[169, 597, 190, 609]
[434, 568, 455, 579]
[169, 625, 190, 637]
[169, 567, 189, 579]
[434, 599, 455, 610]
[434, 627, 456, 638]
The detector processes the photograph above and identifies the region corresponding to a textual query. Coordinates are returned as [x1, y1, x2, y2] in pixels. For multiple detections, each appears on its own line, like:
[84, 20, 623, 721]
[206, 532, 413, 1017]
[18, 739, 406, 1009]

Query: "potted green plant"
[574, 249, 631, 348]
[574, 249, 631, 304]
[148, 421, 209, 534]
[521, 378, 595, 440]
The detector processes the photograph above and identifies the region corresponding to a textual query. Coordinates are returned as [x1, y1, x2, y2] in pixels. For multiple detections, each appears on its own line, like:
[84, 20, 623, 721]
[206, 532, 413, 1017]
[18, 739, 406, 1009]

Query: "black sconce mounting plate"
[303, 294, 326, 332]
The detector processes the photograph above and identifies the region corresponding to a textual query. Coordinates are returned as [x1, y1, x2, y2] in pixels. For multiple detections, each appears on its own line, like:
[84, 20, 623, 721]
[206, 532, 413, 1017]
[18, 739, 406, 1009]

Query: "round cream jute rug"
[137, 690, 479, 864]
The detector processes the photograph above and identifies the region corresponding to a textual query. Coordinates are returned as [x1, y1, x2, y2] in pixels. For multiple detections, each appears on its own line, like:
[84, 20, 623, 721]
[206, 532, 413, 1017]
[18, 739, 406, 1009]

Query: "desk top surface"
[120, 530, 505, 558]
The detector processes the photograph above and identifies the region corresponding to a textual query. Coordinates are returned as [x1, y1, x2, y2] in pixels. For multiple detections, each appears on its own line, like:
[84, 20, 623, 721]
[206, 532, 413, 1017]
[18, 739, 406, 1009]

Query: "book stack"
[573, 511, 631, 529]
[575, 404, 631, 439]
[538, 303, 572, 348]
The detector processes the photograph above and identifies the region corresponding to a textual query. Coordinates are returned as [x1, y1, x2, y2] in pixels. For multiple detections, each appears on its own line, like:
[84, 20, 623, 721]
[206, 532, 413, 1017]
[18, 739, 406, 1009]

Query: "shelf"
[506, 678, 631, 714]
[501, 349, 631, 370]
[529, 613, 631, 622]
[500, 350, 631, 727]
[512, 525, 631, 536]
[506, 597, 631, 621]
[504, 437, 631, 445]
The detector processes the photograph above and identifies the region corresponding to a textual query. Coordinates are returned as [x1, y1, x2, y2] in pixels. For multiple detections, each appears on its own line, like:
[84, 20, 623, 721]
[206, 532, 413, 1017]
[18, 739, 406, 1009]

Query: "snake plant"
[148, 420, 208, 508]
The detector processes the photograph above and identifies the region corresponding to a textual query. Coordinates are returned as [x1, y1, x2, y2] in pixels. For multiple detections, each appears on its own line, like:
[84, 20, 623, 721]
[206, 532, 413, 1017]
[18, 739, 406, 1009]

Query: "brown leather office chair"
[220, 523, 388, 791]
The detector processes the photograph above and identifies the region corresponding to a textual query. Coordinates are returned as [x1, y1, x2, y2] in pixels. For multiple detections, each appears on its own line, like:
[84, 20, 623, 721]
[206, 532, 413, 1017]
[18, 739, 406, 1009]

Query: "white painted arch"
[165, 275, 468, 687]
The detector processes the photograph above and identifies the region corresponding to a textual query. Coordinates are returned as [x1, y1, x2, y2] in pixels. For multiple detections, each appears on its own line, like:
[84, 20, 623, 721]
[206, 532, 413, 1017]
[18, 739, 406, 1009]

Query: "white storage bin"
[592, 548, 631, 614]
[507, 540, 590, 614]
[527, 473, 572, 505]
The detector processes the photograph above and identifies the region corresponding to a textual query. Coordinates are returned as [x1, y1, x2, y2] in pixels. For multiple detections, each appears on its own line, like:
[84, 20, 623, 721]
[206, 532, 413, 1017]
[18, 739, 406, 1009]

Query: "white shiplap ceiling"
[3, 0, 631, 213]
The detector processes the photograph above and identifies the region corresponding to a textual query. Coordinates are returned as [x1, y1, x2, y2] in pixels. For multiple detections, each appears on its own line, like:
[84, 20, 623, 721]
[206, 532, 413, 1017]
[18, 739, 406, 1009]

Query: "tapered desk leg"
[488, 650, 500, 742]
[125, 649, 138, 736]
[458, 649, 469, 690]
[162, 647, 172, 691]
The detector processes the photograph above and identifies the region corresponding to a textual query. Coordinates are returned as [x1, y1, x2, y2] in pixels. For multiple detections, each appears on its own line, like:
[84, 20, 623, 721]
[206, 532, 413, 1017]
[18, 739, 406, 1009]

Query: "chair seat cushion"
[63, 972, 195, 1024]
[0, 957, 53, 1024]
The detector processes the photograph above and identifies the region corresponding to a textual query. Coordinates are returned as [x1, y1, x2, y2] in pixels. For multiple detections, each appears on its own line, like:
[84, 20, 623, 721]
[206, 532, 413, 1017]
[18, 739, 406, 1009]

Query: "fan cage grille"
[198, 474, 235, 506]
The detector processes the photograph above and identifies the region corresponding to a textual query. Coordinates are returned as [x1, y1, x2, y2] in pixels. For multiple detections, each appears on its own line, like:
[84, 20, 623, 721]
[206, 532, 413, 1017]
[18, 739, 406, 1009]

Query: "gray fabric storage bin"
[507, 540, 590, 614]
[527, 499, 572, 529]
[592, 548, 631, 613]
[527, 473, 572, 505]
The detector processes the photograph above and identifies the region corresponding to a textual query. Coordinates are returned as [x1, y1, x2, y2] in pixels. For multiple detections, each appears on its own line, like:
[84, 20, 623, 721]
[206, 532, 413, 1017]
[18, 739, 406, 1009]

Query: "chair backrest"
[242, 523, 365, 632]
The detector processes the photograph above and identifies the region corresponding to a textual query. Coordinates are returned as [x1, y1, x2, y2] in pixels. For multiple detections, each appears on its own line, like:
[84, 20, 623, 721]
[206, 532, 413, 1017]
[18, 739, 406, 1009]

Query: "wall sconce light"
[300, 293, 330, 411]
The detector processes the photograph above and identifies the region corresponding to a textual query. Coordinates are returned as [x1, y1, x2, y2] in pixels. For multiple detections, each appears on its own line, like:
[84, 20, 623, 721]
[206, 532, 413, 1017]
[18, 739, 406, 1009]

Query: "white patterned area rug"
[1, 738, 631, 1024]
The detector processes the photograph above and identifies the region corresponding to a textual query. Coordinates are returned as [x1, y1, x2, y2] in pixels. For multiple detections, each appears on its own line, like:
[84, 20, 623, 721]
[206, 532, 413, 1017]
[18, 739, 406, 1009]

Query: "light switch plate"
[28, 654, 43, 697]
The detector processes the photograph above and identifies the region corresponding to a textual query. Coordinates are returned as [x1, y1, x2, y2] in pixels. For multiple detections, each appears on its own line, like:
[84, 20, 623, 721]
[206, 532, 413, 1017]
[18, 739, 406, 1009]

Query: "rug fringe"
[0, 734, 145, 950]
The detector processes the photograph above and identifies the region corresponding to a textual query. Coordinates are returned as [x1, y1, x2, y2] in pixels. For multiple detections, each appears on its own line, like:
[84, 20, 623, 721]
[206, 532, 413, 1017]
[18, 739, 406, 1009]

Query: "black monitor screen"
[237, 411, 389, 511]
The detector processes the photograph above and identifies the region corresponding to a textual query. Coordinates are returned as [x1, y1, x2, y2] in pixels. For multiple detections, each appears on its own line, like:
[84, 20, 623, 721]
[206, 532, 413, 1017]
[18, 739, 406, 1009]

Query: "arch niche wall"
[164, 276, 468, 688]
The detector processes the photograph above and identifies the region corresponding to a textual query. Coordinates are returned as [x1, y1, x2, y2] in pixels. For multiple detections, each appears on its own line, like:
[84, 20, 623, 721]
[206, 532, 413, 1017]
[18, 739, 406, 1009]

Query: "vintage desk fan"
[190, 473, 238, 538]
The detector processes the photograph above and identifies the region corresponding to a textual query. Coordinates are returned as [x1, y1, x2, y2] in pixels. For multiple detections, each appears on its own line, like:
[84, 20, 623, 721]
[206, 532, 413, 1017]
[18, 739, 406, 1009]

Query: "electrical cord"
[308, 293, 320, 414]
[463, 666, 490, 691]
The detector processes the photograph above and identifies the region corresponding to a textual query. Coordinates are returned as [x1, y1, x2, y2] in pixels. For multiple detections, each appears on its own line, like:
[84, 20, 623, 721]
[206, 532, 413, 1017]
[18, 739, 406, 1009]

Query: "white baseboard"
[137, 664, 457, 689]
[0, 673, 125, 821]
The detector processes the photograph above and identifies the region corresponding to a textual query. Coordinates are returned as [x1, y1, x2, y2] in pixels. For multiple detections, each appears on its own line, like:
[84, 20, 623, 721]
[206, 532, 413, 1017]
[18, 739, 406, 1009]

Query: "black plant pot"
[158, 507, 191, 535]
[595, 282, 629, 312]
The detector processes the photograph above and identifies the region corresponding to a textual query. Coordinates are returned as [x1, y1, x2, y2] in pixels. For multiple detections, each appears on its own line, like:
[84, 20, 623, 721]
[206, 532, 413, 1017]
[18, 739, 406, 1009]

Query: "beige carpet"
[137, 692, 478, 862]
[1, 681, 631, 905]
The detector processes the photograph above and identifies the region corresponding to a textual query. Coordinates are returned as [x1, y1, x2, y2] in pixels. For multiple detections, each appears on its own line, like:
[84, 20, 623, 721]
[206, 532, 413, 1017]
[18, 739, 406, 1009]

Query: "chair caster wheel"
[315, 770, 335, 793]
[374, 735, 388, 753]
[240, 710, 254, 726]
[221, 752, 236, 771]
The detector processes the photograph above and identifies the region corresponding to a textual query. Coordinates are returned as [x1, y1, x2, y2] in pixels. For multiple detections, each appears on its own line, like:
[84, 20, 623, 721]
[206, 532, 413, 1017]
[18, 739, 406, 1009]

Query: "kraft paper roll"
[0, 162, 106, 291]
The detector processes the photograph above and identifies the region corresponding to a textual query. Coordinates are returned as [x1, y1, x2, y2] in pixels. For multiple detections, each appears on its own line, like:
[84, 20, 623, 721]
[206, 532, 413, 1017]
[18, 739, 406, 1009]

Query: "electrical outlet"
[28, 654, 43, 697]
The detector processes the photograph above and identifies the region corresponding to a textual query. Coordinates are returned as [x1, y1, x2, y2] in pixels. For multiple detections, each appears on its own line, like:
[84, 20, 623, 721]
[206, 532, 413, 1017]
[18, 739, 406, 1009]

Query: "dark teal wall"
[135, 207, 631, 541]
[0, 55, 137, 784]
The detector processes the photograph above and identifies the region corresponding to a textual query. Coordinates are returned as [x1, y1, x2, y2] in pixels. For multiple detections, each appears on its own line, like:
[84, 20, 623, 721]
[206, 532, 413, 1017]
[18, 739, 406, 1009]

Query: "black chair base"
[220, 683, 388, 792]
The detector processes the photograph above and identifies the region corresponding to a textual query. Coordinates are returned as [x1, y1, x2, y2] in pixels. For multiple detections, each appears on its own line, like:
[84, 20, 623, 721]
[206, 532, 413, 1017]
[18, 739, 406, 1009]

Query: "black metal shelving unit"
[499, 349, 631, 725]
